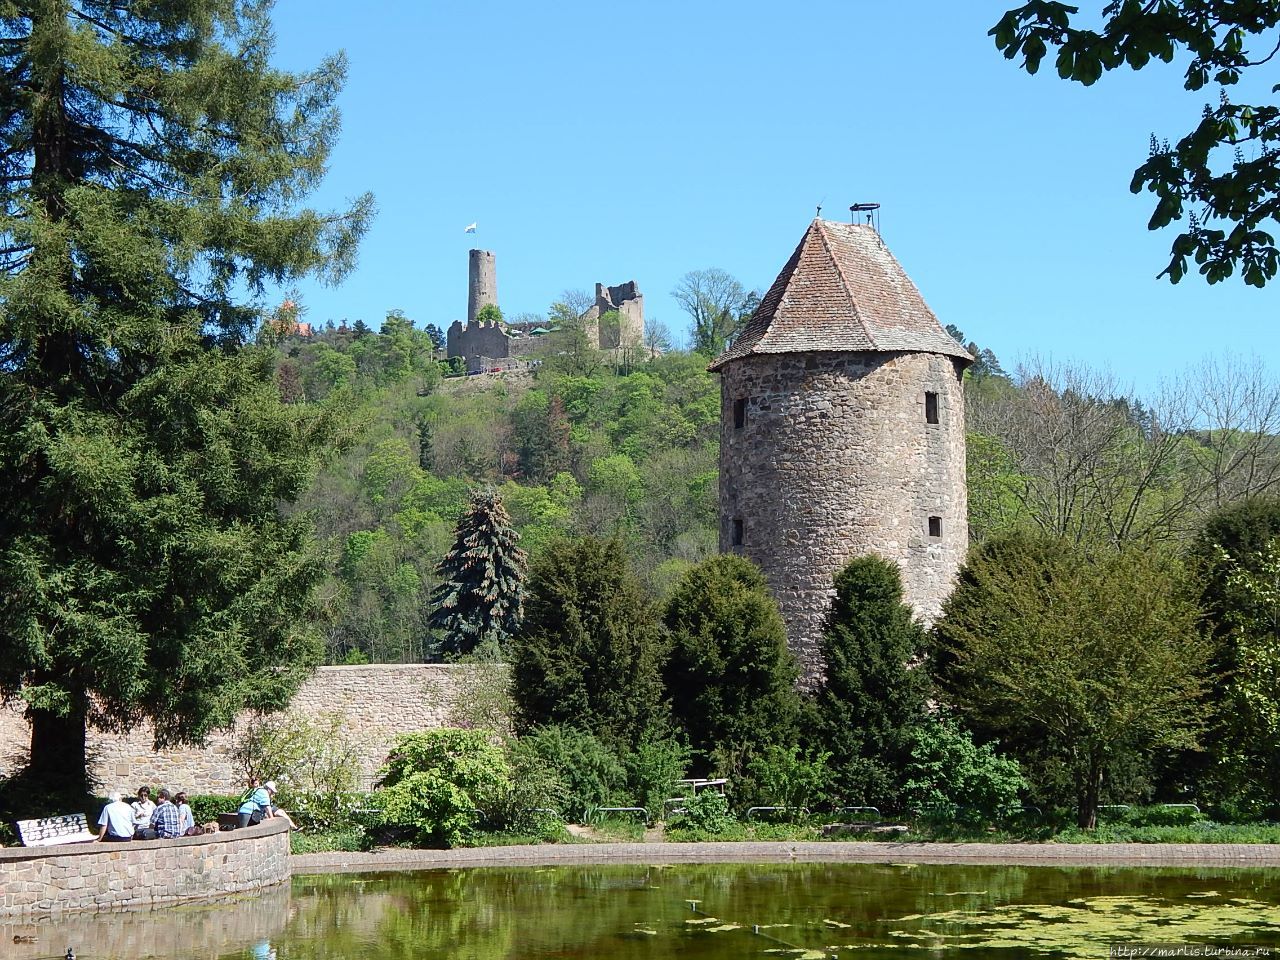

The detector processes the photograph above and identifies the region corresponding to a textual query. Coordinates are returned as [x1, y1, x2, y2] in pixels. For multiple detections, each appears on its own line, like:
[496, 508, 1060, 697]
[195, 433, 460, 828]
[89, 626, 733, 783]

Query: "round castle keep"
[709, 218, 972, 682]
[467, 248, 498, 325]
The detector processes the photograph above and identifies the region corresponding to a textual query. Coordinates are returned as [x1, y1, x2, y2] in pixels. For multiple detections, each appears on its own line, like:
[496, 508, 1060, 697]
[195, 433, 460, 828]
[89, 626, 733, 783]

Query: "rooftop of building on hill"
[709, 218, 973, 370]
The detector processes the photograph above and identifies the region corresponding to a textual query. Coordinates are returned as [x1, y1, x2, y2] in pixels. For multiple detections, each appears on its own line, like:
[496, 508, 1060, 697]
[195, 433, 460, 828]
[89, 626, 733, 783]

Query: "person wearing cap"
[236, 778, 298, 830]
[262, 781, 298, 831]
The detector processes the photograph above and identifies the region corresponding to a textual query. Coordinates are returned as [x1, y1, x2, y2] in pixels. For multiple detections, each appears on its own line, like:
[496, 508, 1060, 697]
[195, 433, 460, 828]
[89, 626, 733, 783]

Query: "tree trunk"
[26, 698, 90, 799]
[1077, 762, 1103, 829]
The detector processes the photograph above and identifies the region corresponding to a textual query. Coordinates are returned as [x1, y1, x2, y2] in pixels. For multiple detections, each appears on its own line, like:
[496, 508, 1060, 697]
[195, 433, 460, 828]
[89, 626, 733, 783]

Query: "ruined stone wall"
[446, 319, 511, 363]
[583, 280, 644, 350]
[0, 819, 289, 915]
[467, 249, 498, 325]
[595, 281, 644, 349]
[0, 665, 468, 794]
[718, 351, 968, 682]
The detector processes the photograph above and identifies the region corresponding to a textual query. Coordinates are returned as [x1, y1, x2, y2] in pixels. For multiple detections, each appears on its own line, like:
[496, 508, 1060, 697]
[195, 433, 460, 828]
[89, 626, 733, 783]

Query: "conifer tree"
[429, 491, 527, 657]
[662, 554, 799, 775]
[510, 537, 667, 745]
[0, 1, 372, 796]
[814, 555, 930, 808]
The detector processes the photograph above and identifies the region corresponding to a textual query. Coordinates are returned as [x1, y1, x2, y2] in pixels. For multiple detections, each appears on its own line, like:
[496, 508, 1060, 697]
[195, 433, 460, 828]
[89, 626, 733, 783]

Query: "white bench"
[16, 813, 98, 846]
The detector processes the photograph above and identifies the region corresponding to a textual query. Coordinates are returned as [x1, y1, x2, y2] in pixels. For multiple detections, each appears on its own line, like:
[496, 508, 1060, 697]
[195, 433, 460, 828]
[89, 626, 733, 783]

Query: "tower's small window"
[731, 516, 744, 546]
[733, 398, 747, 430]
[928, 516, 942, 538]
[925, 391, 939, 425]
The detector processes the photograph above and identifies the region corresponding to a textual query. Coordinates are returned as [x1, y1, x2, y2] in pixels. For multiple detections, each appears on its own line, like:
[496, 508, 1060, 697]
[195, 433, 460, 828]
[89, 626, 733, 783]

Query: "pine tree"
[814, 556, 930, 808]
[0, 1, 372, 797]
[429, 490, 527, 657]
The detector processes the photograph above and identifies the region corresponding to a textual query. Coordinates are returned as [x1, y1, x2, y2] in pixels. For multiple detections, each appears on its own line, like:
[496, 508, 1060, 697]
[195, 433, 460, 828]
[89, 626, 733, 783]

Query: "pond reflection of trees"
[5, 863, 1279, 960]
[2, 883, 291, 960]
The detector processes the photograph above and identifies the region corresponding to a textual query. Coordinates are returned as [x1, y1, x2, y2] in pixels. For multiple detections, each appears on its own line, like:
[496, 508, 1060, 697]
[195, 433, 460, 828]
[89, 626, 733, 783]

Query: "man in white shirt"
[97, 791, 134, 842]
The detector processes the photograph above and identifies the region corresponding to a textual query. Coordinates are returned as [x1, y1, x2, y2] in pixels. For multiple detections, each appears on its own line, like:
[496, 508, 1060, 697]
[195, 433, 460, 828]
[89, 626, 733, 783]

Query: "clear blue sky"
[269, 0, 1275, 394]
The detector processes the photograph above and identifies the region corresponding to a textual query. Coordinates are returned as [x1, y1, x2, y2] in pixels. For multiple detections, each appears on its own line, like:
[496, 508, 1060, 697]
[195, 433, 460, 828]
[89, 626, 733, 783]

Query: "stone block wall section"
[719, 351, 968, 682]
[467, 248, 498, 325]
[0, 818, 290, 915]
[0, 664, 468, 794]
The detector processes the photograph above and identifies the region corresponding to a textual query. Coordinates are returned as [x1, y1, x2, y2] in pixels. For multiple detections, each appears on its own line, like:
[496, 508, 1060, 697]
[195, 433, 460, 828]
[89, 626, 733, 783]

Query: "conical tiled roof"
[708, 219, 972, 371]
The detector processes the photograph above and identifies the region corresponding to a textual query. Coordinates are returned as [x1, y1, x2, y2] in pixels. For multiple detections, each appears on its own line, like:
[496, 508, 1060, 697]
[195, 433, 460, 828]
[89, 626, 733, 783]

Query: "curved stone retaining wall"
[0, 819, 290, 915]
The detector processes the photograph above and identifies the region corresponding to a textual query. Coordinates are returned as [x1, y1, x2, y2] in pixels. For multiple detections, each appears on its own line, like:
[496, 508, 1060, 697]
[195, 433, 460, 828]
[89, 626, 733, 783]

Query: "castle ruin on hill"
[447, 248, 644, 373]
[709, 217, 972, 684]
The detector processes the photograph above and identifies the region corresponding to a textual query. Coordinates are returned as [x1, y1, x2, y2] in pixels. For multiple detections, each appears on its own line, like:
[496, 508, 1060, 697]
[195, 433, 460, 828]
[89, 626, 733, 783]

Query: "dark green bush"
[662, 554, 799, 775]
[814, 555, 930, 808]
[510, 537, 668, 747]
[516, 725, 626, 822]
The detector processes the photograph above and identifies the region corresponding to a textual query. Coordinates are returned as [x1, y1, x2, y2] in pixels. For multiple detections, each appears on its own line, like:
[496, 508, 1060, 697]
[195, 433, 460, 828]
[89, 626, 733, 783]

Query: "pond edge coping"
[0, 818, 290, 915]
[293, 840, 1280, 874]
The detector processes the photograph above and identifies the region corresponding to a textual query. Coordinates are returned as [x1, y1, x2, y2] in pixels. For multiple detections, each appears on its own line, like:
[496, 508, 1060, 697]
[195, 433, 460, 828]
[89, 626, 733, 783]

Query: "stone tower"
[467, 249, 498, 325]
[708, 218, 972, 683]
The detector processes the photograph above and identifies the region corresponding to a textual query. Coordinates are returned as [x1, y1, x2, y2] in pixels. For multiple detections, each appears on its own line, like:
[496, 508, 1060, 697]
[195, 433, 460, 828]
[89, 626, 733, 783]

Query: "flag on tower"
[464, 222, 477, 234]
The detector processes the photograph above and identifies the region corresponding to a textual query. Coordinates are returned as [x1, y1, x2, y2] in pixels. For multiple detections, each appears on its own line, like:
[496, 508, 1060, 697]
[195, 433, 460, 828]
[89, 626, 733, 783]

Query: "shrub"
[741, 744, 833, 813]
[187, 794, 241, 826]
[662, 555, 800, 774]
[814, 556, 930, 809]
[901, 715, 1027, 823]
[625, 734, 689, 820]
[510, 536, 668, 747]
[374, 729, 512, 847]
[515, 725, 626, 822]
[231, 711, 365, 828]
[669, 790, 736, 835]
[488, 738, 567, 833]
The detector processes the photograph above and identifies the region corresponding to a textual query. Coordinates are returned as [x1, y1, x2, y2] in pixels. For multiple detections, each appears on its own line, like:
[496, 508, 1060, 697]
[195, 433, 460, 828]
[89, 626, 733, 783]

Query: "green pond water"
[5, 862, 1280, 959]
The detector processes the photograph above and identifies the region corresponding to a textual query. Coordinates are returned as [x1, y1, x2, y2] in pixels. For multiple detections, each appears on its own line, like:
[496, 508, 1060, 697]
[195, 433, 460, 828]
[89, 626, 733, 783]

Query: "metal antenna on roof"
[850, 202, 881, 234]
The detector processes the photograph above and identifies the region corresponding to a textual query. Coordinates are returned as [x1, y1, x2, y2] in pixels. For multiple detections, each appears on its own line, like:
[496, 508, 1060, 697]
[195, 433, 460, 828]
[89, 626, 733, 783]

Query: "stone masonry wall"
[0, 818, 290, 915]
[718, 351, 968, 682]
[0, 665, 467, 794]
[446, 318, 511, 363]
[467, 249, 498, 325]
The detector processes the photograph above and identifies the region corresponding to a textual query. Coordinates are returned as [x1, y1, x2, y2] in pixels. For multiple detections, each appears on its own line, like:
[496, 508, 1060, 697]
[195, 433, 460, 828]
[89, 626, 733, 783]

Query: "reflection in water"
[2, 883, 290, 960]
[4, 863, 1280, 959]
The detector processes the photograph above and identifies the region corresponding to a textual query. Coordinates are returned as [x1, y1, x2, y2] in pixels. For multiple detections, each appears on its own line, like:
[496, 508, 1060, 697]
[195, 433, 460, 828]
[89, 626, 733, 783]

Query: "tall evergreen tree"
[429, 490, 526, 657]
[510, 537, 667, 746]
[814, 555, 930, 808]
[662, 554, 799, 775]
[0, 1, 372, 796]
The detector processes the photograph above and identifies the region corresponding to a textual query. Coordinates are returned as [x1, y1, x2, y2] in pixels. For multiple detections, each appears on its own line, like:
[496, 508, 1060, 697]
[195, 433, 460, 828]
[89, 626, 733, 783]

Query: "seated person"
[96, 791, 134, 842]
[174, 791, 197, 836]
[130, 785, 155, 838]
[237, 778, 271, 829]
[139, 788, 181, 840]
[262, 781, 298, 831]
